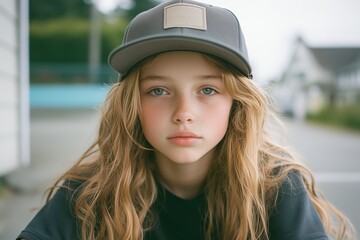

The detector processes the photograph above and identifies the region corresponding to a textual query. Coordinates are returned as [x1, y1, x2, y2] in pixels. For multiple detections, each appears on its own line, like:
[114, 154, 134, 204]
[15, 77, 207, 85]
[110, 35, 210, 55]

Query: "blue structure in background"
[30, 84, 110, 109]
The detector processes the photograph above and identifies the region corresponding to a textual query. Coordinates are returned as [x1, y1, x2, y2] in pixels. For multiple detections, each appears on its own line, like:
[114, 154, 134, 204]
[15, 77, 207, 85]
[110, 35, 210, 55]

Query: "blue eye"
[201, 87, 216, 95]
[150, 88, 167, 95]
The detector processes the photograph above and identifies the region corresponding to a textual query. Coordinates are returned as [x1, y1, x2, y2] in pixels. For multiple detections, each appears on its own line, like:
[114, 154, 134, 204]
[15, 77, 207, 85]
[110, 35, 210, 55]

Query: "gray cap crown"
[108, 0, 252, 79]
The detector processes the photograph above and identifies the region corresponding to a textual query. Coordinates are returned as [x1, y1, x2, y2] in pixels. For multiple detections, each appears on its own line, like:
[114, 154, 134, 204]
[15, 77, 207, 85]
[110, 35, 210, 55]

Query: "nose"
[172, 95, 195, 124]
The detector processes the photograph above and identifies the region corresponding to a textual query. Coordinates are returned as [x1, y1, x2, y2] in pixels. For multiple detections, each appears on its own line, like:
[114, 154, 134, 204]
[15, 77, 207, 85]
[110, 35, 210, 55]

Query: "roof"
[309, 47, 360, 71]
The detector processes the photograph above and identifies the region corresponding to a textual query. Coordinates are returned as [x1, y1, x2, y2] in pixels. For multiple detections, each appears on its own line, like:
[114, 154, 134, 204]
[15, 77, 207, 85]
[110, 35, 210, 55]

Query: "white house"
[335, 54, 360, 106]
[270, 37, 360, 119]
[0, 0, 29, 175]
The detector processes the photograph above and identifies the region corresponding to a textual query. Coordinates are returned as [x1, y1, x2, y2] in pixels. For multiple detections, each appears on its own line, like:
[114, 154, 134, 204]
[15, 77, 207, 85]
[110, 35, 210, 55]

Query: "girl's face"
[139, 51, 233, 165]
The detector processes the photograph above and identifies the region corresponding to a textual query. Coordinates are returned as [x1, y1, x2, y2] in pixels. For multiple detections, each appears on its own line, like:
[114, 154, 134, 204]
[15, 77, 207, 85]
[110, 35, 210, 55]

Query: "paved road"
[0, 111, 359, 239]
[285, 119, 360, 236]
[0, 109, 99, 240]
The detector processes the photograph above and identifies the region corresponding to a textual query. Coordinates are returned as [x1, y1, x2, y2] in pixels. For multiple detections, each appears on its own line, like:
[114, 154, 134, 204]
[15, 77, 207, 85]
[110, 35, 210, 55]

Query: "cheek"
[206, 104, 232, 135]
[140, 102, 165, 134]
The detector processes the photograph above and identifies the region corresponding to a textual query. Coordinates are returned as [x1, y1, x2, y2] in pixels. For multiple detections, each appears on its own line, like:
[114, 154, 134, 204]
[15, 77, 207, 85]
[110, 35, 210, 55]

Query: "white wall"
[0, 0, 29, 175]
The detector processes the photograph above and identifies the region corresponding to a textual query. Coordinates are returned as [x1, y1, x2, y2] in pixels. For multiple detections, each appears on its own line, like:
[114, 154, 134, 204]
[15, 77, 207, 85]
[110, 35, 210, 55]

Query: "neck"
[156, 151, 213, 200]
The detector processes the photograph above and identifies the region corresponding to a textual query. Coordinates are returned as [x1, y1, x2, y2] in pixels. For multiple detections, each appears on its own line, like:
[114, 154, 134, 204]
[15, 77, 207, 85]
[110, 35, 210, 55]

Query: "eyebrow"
[200, 75, 222, 80]
[140, 75, 169, 81]
[140, 74, 222, 82]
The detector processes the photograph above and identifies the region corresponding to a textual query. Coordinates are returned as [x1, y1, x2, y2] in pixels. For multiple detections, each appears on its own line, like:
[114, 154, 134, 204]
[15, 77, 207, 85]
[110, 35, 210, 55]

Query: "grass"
[0, 177, 6, 197]
[307, 104, 360, 131]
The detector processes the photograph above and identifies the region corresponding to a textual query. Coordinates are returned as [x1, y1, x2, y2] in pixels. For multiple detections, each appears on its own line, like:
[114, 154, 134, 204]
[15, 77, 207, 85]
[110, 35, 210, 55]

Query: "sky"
[96, 0, 360, 84]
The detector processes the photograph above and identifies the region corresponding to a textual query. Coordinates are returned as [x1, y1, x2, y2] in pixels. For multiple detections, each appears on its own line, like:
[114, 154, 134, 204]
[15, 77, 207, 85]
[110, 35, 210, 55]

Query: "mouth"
[167, 131, 201, 146]
[168, 131, 200, 139]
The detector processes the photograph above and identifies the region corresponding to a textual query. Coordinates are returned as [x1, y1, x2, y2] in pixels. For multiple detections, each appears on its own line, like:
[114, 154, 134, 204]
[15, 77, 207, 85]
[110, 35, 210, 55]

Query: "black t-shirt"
[17, 172, 329, 240]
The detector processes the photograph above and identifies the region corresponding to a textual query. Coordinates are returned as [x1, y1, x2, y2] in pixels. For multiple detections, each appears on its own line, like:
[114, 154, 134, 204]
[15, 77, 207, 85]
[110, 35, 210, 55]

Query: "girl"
[18, 0, 355, 239]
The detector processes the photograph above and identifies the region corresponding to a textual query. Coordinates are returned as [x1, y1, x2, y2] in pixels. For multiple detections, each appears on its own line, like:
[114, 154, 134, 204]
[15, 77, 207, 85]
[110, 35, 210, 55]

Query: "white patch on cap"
[164, 3, 207, 30]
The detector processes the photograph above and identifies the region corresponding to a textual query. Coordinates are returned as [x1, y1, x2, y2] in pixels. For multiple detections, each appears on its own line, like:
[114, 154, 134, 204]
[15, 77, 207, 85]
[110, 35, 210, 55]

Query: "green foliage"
[30, 0, 91, 20]
[29, 0, 160, 21]
[0, 177, 6, 197]
[30, 18, 89, 63]
[30, 17, 127, 63]
[101, 19, 127, 62]
[29, 0, 161, 64]
[29, 0, 161, 83]
[307, 104, 360, 131]
[125, 0, 159, 21]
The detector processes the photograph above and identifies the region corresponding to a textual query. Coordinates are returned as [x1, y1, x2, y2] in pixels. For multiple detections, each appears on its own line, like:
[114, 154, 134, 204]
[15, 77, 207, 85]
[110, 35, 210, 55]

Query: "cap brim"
[108, 36, 252, 78]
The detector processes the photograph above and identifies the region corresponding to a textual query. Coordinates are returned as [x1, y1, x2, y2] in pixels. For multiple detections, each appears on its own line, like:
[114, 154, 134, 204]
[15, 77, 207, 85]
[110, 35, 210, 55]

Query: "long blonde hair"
[48, 53, 356, 240]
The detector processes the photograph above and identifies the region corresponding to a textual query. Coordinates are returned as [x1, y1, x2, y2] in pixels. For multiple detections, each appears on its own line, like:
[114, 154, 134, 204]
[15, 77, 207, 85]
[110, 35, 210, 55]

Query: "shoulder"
[268, 171, 329, 240]
[16, 180, 82, 240]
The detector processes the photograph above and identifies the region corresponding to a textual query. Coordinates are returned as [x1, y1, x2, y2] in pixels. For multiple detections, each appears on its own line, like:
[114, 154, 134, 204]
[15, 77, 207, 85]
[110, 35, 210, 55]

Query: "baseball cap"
[108, 0, 252, 80]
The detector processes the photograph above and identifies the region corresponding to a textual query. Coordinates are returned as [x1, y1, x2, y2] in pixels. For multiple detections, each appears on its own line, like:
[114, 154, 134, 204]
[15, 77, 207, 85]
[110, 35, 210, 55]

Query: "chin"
[166, 152, 212, 165]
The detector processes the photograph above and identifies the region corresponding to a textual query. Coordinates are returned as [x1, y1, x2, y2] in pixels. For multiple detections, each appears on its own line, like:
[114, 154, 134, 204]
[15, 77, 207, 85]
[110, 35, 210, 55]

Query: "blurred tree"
[30, 18, 126, 63]
[125, 0, 158, 21]
[29, 0, 91, 20]
[29, 0, 161, 84]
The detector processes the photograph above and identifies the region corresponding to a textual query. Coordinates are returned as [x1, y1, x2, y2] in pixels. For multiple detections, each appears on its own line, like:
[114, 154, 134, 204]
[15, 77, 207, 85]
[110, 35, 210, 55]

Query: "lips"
[167, 131, 201, 146]
[168, 131, 200, 138]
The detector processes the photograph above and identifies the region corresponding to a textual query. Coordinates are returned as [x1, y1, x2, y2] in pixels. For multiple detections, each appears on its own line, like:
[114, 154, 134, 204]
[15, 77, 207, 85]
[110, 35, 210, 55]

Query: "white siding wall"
[0, 0, 29, 175]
